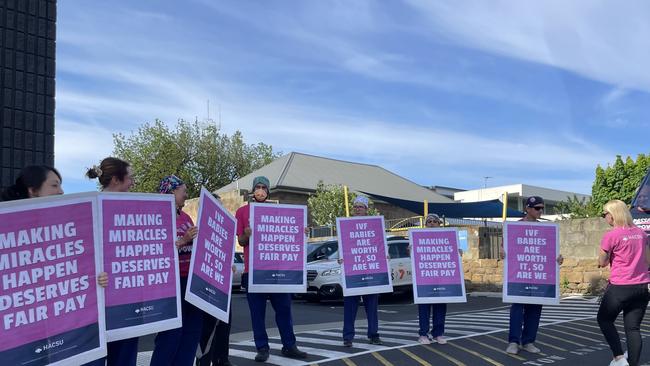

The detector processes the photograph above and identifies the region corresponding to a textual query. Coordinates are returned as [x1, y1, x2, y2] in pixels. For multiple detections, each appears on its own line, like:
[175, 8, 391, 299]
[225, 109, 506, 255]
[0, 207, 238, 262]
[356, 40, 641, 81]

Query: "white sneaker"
[417, 335, 431, 345]
[609, 357, 629, 366]
[435, 336, 447, 345]
[506, 342, 519, 354]
[521, 343, 541, 353]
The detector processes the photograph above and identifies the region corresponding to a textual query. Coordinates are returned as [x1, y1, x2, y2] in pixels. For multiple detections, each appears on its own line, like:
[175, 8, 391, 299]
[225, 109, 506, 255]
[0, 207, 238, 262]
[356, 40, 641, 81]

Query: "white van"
[305, 237, 412, 301]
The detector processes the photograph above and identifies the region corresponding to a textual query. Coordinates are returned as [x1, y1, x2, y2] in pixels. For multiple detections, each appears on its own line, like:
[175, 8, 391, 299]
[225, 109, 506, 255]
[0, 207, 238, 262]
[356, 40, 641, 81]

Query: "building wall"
[1, 0, 57, 188]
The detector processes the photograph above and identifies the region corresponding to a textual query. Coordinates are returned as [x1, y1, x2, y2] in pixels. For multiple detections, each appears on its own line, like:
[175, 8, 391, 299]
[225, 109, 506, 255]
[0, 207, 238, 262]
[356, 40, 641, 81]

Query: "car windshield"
[307, 241, 339, 262]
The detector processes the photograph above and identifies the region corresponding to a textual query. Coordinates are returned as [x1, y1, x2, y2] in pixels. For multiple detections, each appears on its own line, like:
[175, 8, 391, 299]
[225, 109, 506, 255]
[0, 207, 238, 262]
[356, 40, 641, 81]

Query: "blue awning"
[361, 191, 524, 219]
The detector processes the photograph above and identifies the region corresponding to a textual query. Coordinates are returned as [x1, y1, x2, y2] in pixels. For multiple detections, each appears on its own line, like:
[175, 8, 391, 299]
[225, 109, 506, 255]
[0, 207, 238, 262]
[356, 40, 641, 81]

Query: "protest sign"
[186, 188, 236, 322]
[0, 193, 106, 365]
[409, 228, 466, 304]
[336, 216, 392, 296]
[248, 203, 307, 293]
[503, 221, 560, 305]
[98, 193, 182, 341]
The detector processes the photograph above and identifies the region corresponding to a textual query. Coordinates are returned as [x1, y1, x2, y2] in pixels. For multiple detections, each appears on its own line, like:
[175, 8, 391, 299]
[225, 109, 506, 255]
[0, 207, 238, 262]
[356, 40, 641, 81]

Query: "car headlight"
[321, 268, 341, 276]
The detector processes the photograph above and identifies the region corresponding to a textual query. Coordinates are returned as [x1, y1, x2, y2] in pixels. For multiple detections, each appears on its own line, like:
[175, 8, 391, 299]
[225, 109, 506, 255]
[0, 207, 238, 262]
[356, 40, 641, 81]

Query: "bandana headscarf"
[353, 196, 369, 208]
[158, 175, 184, 194]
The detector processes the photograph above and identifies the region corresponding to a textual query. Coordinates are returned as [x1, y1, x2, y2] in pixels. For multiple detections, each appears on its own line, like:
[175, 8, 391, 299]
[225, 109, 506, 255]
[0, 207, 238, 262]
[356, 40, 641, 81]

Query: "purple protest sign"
[503, 222, 559, 305]
[99, 193, 182, 341]
[185, 188, 236, 323]
[0, 193, 106, 366]
[249, 203, 307, 293]
[409, 228, 466, 304]
[337, 216, 393, 296]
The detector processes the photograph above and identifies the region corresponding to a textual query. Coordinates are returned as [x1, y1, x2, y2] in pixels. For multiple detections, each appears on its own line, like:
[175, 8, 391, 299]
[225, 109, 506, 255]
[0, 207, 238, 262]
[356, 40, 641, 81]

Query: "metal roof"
[216, 152, 453, 203]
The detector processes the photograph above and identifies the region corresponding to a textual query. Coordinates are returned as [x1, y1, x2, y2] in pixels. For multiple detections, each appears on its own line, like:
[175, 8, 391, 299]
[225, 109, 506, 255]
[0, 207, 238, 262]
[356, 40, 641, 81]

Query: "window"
[633, 172, 650, 209]
[388, 241, 409, 259]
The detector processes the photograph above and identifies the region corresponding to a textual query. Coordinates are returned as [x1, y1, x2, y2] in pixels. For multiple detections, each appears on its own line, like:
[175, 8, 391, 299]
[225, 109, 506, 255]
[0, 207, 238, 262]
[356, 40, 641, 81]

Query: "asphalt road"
[135, 292, 650, 366]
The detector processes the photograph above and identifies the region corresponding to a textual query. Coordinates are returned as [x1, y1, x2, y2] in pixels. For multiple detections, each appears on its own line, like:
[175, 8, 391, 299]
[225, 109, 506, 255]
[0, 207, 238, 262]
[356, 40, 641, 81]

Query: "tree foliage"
[555, 154, 650, 219]
[307, 181, 379, 226]
[112, 119, 280, 197]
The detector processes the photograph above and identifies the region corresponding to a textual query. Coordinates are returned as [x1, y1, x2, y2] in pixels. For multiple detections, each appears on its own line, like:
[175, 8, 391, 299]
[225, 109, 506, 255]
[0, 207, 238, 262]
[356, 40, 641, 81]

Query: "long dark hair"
[86, 157, 130, 188]
[1, 165, 62, 201]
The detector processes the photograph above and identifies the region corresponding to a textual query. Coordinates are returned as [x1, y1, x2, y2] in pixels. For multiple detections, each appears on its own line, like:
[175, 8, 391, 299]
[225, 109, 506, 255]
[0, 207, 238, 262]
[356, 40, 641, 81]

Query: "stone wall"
[462, 217, 611, 295]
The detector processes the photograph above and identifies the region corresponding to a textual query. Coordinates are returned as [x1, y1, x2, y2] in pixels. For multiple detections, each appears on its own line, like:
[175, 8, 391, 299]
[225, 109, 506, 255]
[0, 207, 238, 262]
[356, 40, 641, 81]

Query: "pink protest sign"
[186, 188, 236, 323]
[503, 221, 560, 305]
[336, 216, 392, 296]
[99, 193, 181, 341]
[0, 193, 106, 366]
[248, 203, 307, 293]
[409, 228, 466, 304]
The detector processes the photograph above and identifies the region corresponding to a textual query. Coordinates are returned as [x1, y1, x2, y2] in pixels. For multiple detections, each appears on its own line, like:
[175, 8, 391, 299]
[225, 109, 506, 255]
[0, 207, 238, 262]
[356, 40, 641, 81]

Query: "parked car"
[233, 252, 244, 291]
[305, 236, 412, 301]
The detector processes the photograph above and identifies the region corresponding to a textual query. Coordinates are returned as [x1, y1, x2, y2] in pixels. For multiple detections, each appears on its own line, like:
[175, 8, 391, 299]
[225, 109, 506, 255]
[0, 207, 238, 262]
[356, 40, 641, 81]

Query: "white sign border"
[409, 227, 467, 304]
[502, 221, 560, 306]
[337, 215, 393, 297]
[185, 187, 235, 323]
[248, 202, 308, 293]
[97, 192, 183, 341]
[0, 192, 108, 365]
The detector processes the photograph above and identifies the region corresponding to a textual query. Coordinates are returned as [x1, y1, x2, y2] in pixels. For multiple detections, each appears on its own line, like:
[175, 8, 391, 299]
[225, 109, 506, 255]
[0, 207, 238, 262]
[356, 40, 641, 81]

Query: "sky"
[55, 1, 650, 195]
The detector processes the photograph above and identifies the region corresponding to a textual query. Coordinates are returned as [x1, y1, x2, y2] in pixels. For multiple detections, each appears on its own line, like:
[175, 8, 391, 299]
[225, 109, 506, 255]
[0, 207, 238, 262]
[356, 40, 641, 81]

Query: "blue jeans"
[508, 303, 543, 345]
[82, 338, 139, 366]
[343, 294, 379, 341]
[150, 277, 204, 366]
[246, 290, 297, 350]
[418, 303, 447, 337]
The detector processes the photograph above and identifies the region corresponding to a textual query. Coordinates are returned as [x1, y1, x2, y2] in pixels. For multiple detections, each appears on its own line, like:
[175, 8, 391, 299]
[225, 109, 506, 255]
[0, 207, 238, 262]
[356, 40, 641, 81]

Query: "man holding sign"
[501, 196, 563, 355]
[337, 196, 392, 347]
[235, 176, 307, 362]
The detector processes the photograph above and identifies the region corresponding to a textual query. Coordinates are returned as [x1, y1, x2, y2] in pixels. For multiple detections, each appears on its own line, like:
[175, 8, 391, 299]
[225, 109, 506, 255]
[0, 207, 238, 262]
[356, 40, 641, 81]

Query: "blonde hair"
[603, 200, 634, 227]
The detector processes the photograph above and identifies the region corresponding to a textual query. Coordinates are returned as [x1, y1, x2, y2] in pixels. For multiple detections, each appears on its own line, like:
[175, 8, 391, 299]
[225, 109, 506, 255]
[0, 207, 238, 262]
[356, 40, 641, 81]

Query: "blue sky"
[55, 1, 650, 195]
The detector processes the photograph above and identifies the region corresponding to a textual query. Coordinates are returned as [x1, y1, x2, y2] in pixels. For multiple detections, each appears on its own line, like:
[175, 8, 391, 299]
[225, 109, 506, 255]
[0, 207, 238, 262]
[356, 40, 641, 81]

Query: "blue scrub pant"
[246, 289, 297, 350]
[82, 338, 139, 366]
[150, 277, 204, 366]
[508, 303, 543, 345]
[343, 294, 379, 341]
[418, 303, 447, 337]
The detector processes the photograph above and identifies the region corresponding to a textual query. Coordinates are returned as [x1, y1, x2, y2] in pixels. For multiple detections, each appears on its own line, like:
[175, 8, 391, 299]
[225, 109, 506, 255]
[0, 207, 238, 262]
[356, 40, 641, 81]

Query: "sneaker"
[505, 342, 519, 354]
[281, 345, 308, 359]
[521, 343, 541, 354]
[369, 336, 383, 345]
[254, 348, 270, 362]
[417, 336, 431, 345]
[609, 357, 629, 366]
[343, 339, 353, 347]
[435, 336, 447, 345]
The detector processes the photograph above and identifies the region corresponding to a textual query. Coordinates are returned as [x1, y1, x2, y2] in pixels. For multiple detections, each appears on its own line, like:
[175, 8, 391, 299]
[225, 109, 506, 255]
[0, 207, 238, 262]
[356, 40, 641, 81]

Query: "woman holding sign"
[597, 200, 650, 366]
[150, 175, 203, 366]
[416, 213, 450, 345]
[501, 196, 563, 355]
[340, 196, 383, 347]
[84, 157, 138, 366]
[1, 165, 64, 200]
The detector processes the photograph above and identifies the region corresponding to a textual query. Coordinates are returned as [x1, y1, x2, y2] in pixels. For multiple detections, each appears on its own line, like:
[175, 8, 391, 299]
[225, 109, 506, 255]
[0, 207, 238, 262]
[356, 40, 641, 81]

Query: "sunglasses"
[601, 212, 609, 218]
[531, 206, 544, 211]
[353, 205, 366, 209]
[426, 219, 441, 224]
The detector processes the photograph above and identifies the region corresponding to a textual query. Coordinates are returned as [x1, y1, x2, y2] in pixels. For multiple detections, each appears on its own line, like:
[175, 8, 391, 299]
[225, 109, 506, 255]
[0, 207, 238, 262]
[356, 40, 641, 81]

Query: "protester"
[1, 165, 63, 200]
[597, 200, 650, 366]
[235, 176, 307, 362]
[416, 213, 451, 345]
[150, 175, 203, 366]
[84, 157, 137, 366]
[340, 196, 383, 347]
[501, 196, 563, 355]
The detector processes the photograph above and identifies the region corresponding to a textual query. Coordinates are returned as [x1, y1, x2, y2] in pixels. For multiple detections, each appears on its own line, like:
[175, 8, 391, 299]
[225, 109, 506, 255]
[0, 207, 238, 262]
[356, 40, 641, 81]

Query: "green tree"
[556, 153, 649, 218]
[112, 119, 280, 197]
[307, 181, 379, 226]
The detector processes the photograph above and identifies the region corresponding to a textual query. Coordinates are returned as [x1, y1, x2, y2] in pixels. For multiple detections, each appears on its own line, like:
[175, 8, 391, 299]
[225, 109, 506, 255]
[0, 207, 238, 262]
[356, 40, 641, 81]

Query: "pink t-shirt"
[601, 226, 650, 285]
[176, 210, 195, 277]
[235, 204, 251, 273]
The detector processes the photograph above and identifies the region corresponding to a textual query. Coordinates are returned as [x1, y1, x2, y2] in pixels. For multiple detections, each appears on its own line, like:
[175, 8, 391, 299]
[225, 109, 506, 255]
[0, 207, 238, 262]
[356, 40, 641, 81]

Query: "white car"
[232, 252, 244, 291]
[305, 237, 412, 301]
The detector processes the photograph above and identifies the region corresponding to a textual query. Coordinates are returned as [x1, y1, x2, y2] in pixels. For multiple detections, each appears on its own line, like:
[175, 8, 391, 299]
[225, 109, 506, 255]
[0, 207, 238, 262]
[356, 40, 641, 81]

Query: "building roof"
[454, 183, 591, 203]
[216, 152, 453, 203]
